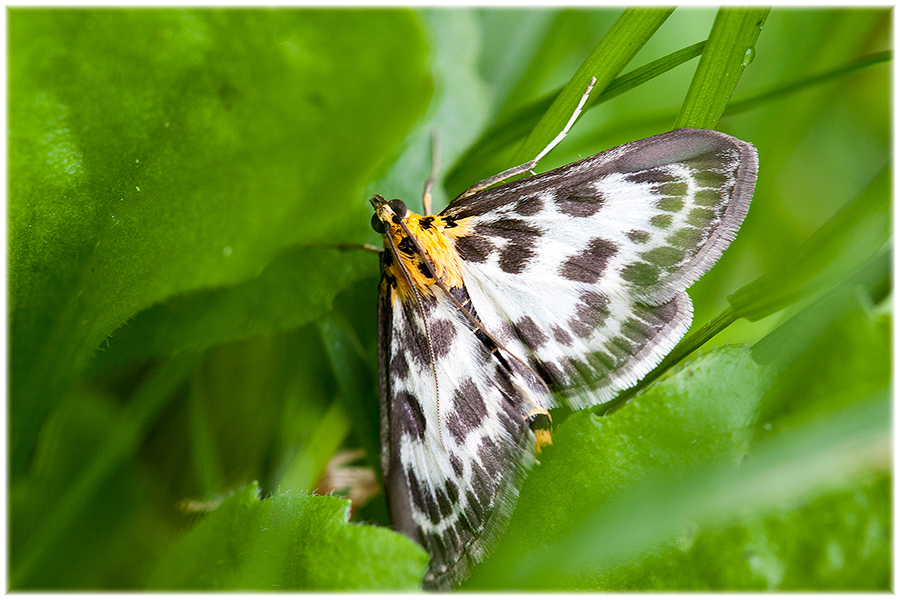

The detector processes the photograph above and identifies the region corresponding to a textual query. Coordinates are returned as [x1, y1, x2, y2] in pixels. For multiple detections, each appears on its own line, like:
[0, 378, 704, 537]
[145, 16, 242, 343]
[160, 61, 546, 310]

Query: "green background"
[8, 7, 891, 591]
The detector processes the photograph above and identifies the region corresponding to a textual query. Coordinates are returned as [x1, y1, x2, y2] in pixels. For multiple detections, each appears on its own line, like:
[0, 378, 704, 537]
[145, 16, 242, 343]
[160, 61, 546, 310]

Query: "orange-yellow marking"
[525, 407, 553, 454]
[379, 208, 475, 303]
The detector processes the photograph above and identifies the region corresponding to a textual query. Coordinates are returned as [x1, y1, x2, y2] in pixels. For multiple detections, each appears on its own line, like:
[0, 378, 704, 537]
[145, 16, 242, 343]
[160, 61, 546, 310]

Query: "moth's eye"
[388, 199, 408, 218]
[370, 213, 387, 234]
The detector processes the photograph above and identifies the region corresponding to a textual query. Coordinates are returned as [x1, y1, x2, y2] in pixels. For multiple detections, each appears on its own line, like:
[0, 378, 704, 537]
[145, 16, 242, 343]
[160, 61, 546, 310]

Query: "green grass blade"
[278, 400, 352, 494]
[726, 50, 891, 116]
[445, 39, 706, 194]
[511, 7, 675, 166]
[675, 8, 769, 129]
[728, 166, 891, 321]
[318, 312, 382, 480]
[581, 48, 891, 145]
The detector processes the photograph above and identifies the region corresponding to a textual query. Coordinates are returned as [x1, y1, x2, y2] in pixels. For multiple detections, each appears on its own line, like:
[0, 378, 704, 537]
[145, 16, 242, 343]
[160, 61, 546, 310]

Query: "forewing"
[378, 272, 540, 588]
[440, 128, 757, 408]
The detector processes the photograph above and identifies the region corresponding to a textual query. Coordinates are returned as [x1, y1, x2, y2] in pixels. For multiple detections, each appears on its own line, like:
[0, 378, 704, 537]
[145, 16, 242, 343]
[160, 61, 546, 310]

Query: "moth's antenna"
[423, 128, 441, 216]
[384, 228, 446, 452]
[458, 76, 597, 199]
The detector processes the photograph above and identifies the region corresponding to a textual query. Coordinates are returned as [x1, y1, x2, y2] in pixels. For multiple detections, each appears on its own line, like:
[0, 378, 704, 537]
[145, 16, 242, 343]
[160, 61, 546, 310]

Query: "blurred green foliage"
[8, 7, 890, 591]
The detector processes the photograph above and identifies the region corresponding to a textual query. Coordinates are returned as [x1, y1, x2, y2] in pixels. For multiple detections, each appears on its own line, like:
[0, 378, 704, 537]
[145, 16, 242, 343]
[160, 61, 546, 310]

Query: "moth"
[369, 79, 757, 589]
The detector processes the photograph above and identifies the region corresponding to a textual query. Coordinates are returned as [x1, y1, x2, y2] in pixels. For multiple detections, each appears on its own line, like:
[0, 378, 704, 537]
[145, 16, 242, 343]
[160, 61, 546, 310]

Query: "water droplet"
[223, 246, 232, 257]
[742, 47, 756, 67]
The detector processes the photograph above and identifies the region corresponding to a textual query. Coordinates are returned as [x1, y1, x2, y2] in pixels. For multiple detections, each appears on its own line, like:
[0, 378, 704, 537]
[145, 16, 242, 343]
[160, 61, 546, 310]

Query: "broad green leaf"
[91, 247, 374, 368]
[9, 9, 431, 474]
[598, 473, 890, 590]
[145, 482, 428, 590]
[675, 8, 769, 129]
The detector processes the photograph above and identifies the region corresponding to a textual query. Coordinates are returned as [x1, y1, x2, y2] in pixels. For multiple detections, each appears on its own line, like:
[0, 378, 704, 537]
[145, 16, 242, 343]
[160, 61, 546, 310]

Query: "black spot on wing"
[477, 437, 504, 473]
[626, 229, 651, 244]
[449, 453, 464, 477]
[429, 318, 457, 358]
[424, 487, 443, 525]
[381, 248, 394, 268]
[514, 316, 548, 349]
[475, 218, 542, 242]
[498, 399, 524, 439]
[514, 195, 543, 216]
[626, 167, 672, 184]
[400, 315, 432, 367]
[395, 390, 426, 441]
[567, 315, 593, 339]
[531, 358, 565, 388]
[445, 478, 459, 504]
[406, 467, 427, 515]
[390, 351, 409, 380]
[499, 242, 534, 274]
[559, 237, 618, 283]
[417, 261, 433, 278]
[455, 234, 494, 263]
[556, 191, 605, 218]
[567, 291, 611, 340]
[470, 458, 496, 501]
[397, 235, 416, 256]
[435, 486, 453, 519]
[551, 324, 573, 346]
[447, 379, 488, 445]
[464, 490, 485, 530]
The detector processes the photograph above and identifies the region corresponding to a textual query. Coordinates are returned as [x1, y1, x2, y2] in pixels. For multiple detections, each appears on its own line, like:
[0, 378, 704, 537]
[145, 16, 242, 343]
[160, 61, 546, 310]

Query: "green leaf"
[9, 9, 431, 474]
[675, 8, 769, 129]
[92, 247, 374, 368]
[146, 482, 428, 590]
[597, 473, 890, 590]
[464, 346, 771, 589]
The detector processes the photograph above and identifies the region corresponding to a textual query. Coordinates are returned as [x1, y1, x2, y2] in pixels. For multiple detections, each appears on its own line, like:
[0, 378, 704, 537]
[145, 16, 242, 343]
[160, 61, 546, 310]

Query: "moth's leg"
[331, 242, 383, 253]
[422, 128, 441, 215]
[459, 76, 597, 199]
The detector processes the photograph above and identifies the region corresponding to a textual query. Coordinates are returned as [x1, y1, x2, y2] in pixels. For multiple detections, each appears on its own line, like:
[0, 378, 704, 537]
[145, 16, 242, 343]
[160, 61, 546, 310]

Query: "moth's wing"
[378, 272, 538, 589]
[440, 128, 757, 408]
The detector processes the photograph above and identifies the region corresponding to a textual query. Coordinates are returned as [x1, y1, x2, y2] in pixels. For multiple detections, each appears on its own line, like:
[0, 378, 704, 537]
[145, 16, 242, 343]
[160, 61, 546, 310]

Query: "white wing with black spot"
[377, 264, 548, 589]
[440, 128, 757, 408]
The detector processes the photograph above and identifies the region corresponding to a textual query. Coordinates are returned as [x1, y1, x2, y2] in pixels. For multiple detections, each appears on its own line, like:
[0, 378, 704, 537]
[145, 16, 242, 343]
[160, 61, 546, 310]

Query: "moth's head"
[369, 194, 409, 235]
